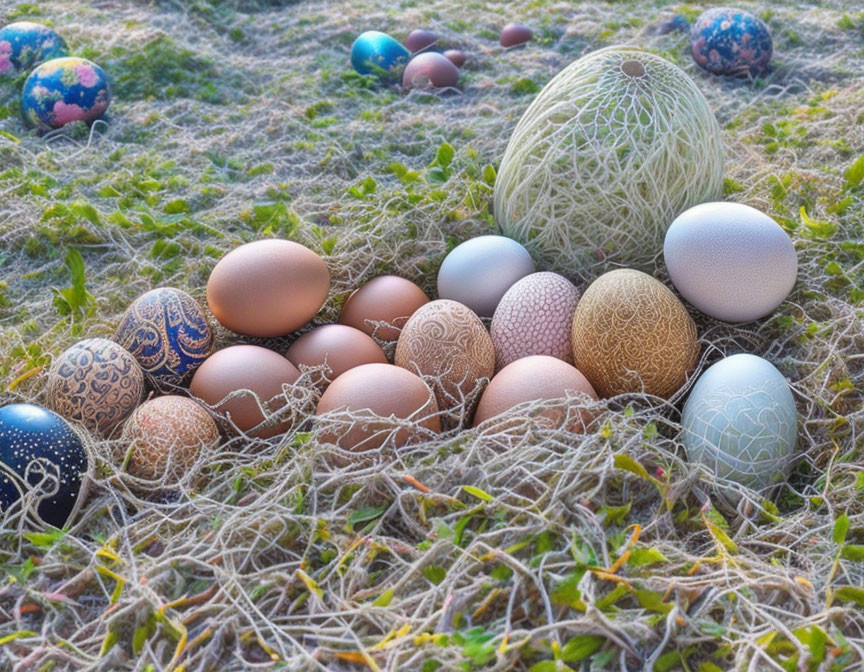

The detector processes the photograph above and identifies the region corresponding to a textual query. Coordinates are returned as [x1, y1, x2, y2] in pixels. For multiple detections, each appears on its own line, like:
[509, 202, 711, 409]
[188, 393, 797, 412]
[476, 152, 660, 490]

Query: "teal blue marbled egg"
[351, 31, 409, 78]
[0, 21, 68, 77]
[21, 57, 111, 130]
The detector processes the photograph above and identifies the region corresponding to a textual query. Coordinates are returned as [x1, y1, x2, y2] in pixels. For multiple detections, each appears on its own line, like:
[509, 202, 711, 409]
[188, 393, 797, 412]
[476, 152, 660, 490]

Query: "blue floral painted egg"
[0, 21, 68, 77]
[114, 288, 214, 393]
[21, 57, 111, 130]
[0, 404, 89, 528]
[351, 30, 410, 77]
[690, 8, 772, 76]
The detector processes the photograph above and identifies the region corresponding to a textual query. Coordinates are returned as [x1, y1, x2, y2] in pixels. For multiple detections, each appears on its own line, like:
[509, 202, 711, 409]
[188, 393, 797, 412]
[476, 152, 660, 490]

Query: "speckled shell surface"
[0, 22, 68, 77]
[21, 57, 111, 130]
[47, 338, 145, 436]
[682, 354, 797, 491]
[571, 269, 699, 398]
[491, 272, 580, 369]
[0, 403, 88, 528]
[122, 396, 219, 483]
[395, 299, 495, 413]
[690, 7, 772, 76]
[437, 236, 536, 318]
[114, 288, 213, 392]
[664, 202, 797, 323]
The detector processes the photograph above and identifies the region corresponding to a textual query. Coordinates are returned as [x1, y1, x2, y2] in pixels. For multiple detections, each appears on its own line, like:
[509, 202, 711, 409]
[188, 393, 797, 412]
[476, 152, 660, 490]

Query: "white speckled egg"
[664, 202, 797, 322]
[682, 353, 797, 492]
[437, 235, 535, 317]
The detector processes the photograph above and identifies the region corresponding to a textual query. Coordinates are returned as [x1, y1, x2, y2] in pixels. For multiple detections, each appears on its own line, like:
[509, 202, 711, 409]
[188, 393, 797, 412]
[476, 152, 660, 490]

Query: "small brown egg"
[317, 363, 440, 451]
[121, 396, 219, 484]
[403, 52, 460, 89]
[285, 324, 388, 390]
[47, 338, 145, 436]
[500, 23, 533, 48]
[189, 345, 302, 438]
[474, 355, 597, 429]
[491, 272, 580, 370]
[395, 299, 495, 415]
[339, 275, 429, 341]
[207, 239, 330, 338]
[571, 269, 699, 398]
[443, 49, 467, 68]
[404, 29, 438, 53]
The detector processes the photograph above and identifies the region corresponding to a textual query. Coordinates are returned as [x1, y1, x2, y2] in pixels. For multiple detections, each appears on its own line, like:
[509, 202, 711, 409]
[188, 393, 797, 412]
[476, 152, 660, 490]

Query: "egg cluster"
[0, 21, 111, 131]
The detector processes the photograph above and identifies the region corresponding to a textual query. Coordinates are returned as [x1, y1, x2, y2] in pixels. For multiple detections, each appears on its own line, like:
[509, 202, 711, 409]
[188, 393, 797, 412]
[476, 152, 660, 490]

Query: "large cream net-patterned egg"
[571, 269, 699, 398]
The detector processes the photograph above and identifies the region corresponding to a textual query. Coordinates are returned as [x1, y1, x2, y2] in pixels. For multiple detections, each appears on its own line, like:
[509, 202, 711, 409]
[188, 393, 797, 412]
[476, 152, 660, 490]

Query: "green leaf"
[462, 485, 493, 502]
[628, 547, 668, 567]
[482, 164, 496, 187]
[635, 589, 673, 614]
[132, 624, 151, 654]
[550, 570, 586, 609]
[436, 142, 454, 168]
[372, 589, 394, 607]
[800, 206, 836, 238]
[560, 634, 604, 662]
[834, 586, 864, 606]
[70, 201, 101, 225]
[840, 544, 864, 561]
[599, 502, 631, 526]
[164, 199, 190, 214]
[808, 625, 827, 663]
[613, 453, 650, 480]
[699, 663, 725, 672]
[845, 155, 864, 189]
[100, 630, 119, 657]
[23, 529, 64, 548]
[527, 662, 559, 672]
[833, 512, 849, 545]
[654, 650, 682, 672]
[422, 565, 446, 585]
[348, 505, 386, 526]
[321, 237, 336, 255]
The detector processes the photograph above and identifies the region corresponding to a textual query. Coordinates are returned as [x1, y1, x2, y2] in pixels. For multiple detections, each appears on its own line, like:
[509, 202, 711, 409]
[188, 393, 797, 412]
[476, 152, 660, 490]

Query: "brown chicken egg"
[500, 23, 533, 48]
[473, 355, 597, 429]
[207, 239, 330, 338]
[571, 269, 699, 398]
[395, 299, 495, 416]
[403, 52, 460, 89]
[404, 29, 438, 53]
[443, 49, 467, 68]
[491, 272, 581, 370]
[189, 345, 302, 438]
[121, 396, 219, 484]
[285, 324, 388, 390]
[339, 275, 429, 341]
[316, 363, 440, 451]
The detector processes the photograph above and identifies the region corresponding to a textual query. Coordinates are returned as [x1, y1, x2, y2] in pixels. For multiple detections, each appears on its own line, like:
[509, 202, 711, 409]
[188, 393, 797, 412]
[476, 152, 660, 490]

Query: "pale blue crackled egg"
[682, 353, 797, 492]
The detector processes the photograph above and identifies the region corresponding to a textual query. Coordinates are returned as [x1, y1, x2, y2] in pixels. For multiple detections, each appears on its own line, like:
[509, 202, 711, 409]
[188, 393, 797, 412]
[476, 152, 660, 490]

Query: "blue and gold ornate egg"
[47, 338, 145, 437]
[114, 288, 213, 393]
[21, 57, 111, 130]
[0, 403, 89, 528]
[690, 8, 772, 76]
[0, 22, 68, 77]
[351, 31, 410, 78]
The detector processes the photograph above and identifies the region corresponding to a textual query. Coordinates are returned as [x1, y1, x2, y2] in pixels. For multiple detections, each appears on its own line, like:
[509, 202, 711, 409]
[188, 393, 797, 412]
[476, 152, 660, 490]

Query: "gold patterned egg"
[394, 299, 495, 415]
[571, 269, 699, 398]
[121, 396, 219, 484]
[47, 338, 145, 436]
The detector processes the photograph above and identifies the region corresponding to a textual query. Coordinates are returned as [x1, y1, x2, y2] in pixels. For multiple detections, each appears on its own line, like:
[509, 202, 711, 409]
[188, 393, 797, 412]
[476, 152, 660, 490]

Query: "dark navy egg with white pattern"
[0, 404, 88, 528]
[114, 288, 214, 393]
[690, 8, 772, 76]
[0, 22, 68, 77]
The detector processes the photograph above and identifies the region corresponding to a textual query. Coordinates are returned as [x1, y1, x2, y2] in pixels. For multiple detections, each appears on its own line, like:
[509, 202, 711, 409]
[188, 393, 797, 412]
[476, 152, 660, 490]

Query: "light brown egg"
[404, 29, 438, 53]
[571, 269, 699, 398]
[285, 324, 388, 390]
[339, 275, 429, 341]
[189, 345, 302, 438]
[207, 240, 330, 338]
[500, 23, 533, 48]
[474, 355, 597, 429]
[403, 52, 460, 89]
[316, 363, 440, 451]
[443, 49, 467, 68]
[47, 338, 145, 437]
[121, 396, 219, 484]
[394, 299, 495, 415]
[491, 272, 580, 370]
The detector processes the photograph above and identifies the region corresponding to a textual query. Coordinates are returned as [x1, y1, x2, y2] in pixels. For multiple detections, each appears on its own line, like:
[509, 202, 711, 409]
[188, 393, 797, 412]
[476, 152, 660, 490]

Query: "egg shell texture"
[404, 29, 438, 53]
[21, 57, 110, 130]
[122, 396, 219, 483]
[571, 269, 699, 398]
[500, 23, 533, 47]
[350, 31, 410, 77]
[682, 353, 797, 491]
[114, 287, 213, 392]
[207, 239, 330, 338]
[317, 363, 441, 451]
[339, 275, 429, 341]
[491, 272, 580, 369]
[189, 345, 301, 438]
[443, 50, 466, 68]
[47, 338, 145, 436]
[437, 235, 536, 318]
[0, 22, 68, 76]
[664, 202, 797, 323]
[0, 403, 89, 528]
[285, 324, 388, 390]
[690, 7, 772, 76]
[403, 52, 460, 89]
[474, 355, 597, 427]
[395, 299, 495, 413]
